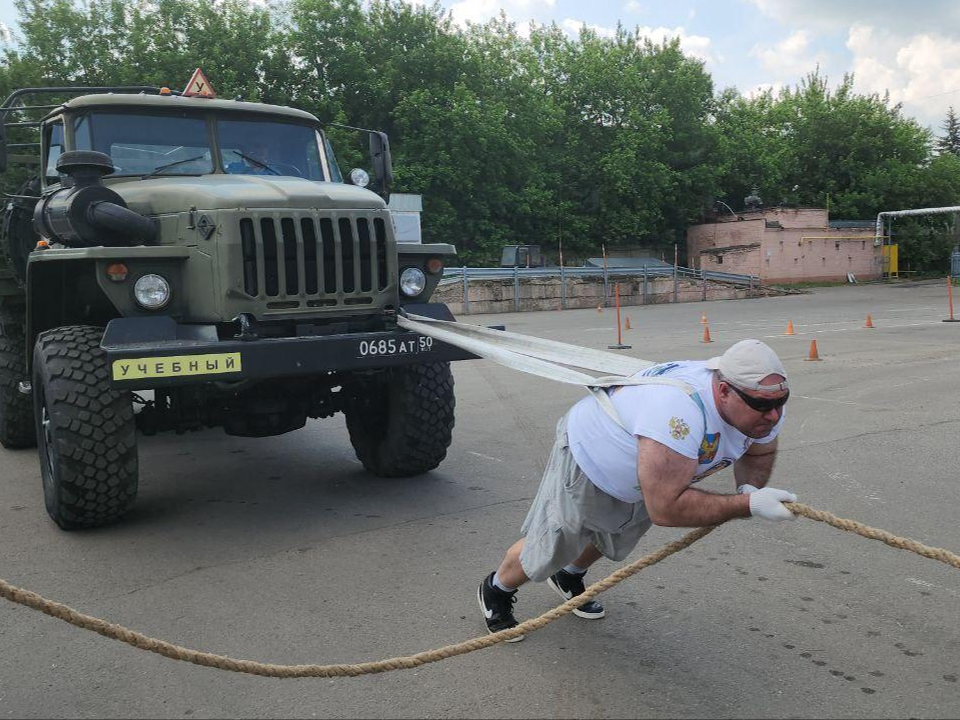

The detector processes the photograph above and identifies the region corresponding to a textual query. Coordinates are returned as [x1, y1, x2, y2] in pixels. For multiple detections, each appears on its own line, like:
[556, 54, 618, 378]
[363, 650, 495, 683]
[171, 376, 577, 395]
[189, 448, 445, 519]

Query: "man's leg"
[494, 538, 531, 590]
[478, 412, 580, 640]
[478, 538, 529, 642]
[494, 537, 601, 591]
[570, 543, 603, 570]
[546, 542, 607, 619]
[480, 535, 596, 640]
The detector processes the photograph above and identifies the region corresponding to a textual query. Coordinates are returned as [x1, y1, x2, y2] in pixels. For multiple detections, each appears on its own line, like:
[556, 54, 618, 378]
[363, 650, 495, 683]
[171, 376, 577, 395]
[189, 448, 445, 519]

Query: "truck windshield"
[76, 113, 214, 176]
[75, 112, 333, 180]
[217, 119, 326, 180]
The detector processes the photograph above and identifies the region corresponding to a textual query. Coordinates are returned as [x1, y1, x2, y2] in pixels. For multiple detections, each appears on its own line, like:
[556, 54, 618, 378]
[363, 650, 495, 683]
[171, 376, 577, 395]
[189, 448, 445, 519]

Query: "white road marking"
[763, 320, 943, 337]
[468, 451, 504, 463]
[906, 577, 958, 597]
[794, 395, 865, 407]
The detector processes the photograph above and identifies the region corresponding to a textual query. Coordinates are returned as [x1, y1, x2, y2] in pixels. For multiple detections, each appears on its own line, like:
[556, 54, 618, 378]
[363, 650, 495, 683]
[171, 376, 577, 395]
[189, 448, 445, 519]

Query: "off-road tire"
[33, 326, 138, 530]
[344, 362, 456, 477]
[0, 330, 36, 448]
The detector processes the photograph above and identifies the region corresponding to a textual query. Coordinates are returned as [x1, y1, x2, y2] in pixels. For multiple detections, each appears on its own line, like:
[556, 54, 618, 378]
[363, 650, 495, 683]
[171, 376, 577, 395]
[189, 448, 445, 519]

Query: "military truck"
[0, 75, 471, 530]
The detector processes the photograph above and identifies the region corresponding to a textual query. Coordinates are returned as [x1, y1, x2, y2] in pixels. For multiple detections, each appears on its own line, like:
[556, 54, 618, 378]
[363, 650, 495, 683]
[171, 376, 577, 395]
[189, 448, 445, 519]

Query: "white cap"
[705, 339, 788, 392]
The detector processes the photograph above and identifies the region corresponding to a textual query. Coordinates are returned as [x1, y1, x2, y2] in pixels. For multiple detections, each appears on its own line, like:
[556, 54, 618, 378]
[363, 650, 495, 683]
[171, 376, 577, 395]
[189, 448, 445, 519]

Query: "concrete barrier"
[434, 274, 773, 315]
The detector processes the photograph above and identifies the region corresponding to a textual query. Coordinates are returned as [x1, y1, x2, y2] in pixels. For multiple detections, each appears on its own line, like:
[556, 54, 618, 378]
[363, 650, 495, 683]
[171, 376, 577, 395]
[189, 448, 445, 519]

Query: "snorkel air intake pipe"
[33, 151, 157, 247]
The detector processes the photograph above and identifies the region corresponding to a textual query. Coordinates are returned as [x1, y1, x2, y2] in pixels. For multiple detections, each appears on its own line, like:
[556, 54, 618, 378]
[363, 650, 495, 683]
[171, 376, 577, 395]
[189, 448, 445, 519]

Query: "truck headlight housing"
[134, 274, 171, 310]
[348, 168, 370, 188]
[399, 267, 426, 297]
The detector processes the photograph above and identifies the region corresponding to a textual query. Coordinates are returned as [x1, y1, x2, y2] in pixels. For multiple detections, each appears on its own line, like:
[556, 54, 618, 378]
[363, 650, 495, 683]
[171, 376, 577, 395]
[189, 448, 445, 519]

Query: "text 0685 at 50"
[357, 336, 434, 357]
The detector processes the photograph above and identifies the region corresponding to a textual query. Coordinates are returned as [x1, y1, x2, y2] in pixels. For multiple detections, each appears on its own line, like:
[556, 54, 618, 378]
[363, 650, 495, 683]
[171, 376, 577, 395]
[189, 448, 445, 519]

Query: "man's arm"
[733, 437, 779, 491]
[637, 436, 751, 527]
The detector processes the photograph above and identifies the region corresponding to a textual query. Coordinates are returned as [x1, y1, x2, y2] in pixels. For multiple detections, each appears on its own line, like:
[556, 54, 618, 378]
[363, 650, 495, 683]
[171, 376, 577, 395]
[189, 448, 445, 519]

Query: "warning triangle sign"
[183, 68, 216, 98]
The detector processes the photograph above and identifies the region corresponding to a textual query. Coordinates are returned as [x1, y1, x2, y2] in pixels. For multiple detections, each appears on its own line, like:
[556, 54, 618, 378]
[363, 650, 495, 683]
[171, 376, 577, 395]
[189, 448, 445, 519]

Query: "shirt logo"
[693, 458, 733, 482]
[643, 362, 680, 377]
[669, 417, 690, 440]
[699, 432, 721, 464]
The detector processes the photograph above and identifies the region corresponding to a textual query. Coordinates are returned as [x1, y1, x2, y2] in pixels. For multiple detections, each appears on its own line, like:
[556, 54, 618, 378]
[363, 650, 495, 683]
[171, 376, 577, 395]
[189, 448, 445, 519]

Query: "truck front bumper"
[102, 304, 477, 389]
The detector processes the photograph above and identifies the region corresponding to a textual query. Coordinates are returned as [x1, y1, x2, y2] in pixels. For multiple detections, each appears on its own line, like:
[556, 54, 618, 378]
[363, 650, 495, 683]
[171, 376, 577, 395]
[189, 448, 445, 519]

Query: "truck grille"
[238, 212, 392, 310]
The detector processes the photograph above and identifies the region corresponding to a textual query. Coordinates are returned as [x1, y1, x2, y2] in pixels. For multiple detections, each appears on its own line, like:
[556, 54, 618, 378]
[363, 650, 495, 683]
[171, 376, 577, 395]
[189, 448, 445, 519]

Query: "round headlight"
[399, 267, 426, 297]
[134, 274, 171, 310]
[348, 167, 370, 188]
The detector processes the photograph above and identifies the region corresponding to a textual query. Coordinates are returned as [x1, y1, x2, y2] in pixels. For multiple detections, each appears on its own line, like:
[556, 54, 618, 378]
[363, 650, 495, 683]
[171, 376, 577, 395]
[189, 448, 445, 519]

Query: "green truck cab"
[0, 80, 469, 529]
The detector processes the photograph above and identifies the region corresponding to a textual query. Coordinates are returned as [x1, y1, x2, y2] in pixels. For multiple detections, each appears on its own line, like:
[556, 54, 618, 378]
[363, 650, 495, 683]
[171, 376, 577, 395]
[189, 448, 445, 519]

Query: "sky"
[1, 0, 959, 133]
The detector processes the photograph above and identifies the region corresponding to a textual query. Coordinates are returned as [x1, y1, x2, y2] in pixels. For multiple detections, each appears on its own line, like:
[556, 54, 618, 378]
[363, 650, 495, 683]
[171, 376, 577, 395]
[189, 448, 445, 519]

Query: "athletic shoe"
[477, 573, 525, 642]
[546, 569, 606, 619]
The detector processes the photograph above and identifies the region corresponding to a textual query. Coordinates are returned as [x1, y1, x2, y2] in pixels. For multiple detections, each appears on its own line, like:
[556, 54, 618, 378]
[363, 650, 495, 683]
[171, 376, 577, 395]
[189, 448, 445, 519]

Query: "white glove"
[748, 487, 798, 521]
[737, 484, 759, 494]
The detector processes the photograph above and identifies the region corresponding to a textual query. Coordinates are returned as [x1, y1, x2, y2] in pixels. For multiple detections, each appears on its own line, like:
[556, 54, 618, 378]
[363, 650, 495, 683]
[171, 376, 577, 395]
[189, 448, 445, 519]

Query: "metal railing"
[440, 265, 758, 284]
[439, 264, 760, 313]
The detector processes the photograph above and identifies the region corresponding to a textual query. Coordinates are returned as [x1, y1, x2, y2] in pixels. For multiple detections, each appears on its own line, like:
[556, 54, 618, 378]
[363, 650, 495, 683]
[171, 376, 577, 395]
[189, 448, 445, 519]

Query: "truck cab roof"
[58, 93, 320, 124]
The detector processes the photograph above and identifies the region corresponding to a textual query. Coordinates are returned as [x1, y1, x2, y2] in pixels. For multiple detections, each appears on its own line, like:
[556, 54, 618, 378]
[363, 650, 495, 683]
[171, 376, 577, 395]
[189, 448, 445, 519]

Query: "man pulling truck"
[478, 339, 797, 640]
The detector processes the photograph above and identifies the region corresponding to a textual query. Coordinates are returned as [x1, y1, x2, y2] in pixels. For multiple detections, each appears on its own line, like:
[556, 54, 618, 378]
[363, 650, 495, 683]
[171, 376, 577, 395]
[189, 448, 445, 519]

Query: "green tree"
[6, 1, 953, 268]
[937, 106, 960, 156]
[531, 25, 717, 259]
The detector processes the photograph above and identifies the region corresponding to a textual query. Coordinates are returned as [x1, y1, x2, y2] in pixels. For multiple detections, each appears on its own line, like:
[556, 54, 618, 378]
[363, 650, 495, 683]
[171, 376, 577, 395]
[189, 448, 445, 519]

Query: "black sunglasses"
[728, 383, 789, 412]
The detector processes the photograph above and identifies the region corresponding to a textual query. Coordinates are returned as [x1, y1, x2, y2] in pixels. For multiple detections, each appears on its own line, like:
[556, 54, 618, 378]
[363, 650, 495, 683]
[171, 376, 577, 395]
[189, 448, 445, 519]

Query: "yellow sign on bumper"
[112, 353, 242, 381]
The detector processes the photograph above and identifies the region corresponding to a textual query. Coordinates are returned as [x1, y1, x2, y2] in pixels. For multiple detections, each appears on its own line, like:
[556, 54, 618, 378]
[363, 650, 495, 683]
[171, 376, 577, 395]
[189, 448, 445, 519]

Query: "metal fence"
[439, 264, 761, 313]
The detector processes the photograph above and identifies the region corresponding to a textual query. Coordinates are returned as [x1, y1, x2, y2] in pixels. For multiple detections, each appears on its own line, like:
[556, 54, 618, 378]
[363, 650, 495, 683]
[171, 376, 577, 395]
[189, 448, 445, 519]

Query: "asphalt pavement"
[1, 280, 959, 718]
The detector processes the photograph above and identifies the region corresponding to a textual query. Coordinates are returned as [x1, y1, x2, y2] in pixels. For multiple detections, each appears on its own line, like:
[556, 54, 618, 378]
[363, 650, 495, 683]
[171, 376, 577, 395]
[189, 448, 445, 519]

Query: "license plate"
[357, 336, 434, 359]
[112, 352, 243, 381]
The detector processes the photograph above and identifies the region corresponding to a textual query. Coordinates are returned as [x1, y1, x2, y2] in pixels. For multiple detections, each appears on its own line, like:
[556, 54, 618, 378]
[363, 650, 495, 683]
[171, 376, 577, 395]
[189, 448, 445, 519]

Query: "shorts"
[518, 413, 652, 583]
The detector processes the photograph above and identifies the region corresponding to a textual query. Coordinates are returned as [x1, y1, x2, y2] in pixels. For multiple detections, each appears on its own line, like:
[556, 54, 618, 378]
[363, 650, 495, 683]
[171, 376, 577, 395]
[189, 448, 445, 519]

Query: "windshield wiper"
[141, 155, 205, 179]
[228, 150, 281, 175]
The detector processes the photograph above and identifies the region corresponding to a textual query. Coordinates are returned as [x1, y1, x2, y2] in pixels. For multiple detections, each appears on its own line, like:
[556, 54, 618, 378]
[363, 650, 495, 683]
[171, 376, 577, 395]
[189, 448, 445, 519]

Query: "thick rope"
[1, 503, 957, 678]
[786, 502, 960, 569]
[1, 526, 716, 678]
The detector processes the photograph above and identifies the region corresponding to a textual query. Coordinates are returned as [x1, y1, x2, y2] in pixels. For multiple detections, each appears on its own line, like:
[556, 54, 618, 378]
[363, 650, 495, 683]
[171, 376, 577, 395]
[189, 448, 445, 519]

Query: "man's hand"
[748, 487, 798, 521]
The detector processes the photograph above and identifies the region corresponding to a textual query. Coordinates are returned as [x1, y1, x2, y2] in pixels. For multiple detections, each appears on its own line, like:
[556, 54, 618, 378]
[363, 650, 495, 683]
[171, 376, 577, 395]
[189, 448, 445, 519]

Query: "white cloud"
[846, 24, 960, 129]
[743, 2, 960, 129]
[623, 24, 719, 66]
[745, 81, 785, 98]
[559, 21, 718, 65]
[448, 0, 555, 27]
[749, 30, 829, 80]
[0, 22, 11, 44]
[561, 18, 617, 39]
[623, 0, 643, 13]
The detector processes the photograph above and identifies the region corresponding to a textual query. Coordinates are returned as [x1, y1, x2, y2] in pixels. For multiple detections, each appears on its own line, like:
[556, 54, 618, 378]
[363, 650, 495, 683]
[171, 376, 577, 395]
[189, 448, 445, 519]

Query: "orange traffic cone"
[701, 325, 713, 343]
[625, 317, 632, 331]
[700, 311, 708, 324]
[804, 338, 822, 361]
[784, 320, 795, 336]
[864, 314, 874, 328]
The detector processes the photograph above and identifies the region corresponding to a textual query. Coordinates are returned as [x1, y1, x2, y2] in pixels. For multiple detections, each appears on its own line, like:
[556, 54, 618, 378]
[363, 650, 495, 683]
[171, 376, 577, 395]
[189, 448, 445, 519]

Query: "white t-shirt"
[566, 361, 784, 503]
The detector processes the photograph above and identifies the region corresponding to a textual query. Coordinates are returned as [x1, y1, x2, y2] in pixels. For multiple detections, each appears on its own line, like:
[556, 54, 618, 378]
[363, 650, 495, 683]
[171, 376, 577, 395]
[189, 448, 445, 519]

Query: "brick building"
[686, 206, 880, 284]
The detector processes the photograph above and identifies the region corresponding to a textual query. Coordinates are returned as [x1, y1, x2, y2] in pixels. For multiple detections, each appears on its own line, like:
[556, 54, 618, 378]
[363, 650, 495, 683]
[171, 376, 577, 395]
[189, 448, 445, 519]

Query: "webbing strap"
[398, 312, 701, 430]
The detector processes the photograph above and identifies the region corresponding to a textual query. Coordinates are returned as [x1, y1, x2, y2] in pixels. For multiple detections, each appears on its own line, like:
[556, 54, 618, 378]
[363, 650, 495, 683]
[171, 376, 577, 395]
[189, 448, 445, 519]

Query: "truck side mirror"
[368, 131, 393, 200]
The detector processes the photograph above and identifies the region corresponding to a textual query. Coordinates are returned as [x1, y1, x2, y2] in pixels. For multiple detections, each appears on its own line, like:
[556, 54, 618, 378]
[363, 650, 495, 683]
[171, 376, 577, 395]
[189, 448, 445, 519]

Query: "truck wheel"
[0, 331, 36, 448]
[344, 362, 456, 477]
[33, 326, 138, 529]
